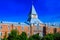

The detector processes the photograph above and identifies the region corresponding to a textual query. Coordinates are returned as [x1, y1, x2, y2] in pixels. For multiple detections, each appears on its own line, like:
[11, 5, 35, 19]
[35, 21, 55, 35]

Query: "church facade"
[0, 5, 60, 39]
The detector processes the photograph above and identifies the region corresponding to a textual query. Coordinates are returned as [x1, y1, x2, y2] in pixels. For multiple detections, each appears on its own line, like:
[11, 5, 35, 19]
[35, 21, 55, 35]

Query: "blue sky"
[0, 0, 60, 23]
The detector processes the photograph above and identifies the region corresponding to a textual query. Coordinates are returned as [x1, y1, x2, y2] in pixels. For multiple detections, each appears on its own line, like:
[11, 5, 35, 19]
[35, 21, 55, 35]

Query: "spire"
[28, 1, 37, 15]
[31, 5, 37, 15]
[31, 0, 38, 15]
[28, 4, 37, 16]
[26, 4, 43, 24]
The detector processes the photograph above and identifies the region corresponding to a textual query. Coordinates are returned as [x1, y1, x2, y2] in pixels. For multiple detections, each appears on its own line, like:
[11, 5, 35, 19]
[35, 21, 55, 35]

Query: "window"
[28, 32, 30, 36]
[31, 14, 37, 18]
[35, 24, 37, 26]
[8, 26, 10, 30]
[54, 28, 57, 33]
[15, 27, 17, 30]
[22, 27, 24, 30]
[37, 27, 39, 30]
[28, 27, 30, 30]
[34, 32, 37, 34]
[0, 32, 2, 36]
[31, 24, 34, 26]
[0, 26, 2, 30]
[0, 38, 2, 40]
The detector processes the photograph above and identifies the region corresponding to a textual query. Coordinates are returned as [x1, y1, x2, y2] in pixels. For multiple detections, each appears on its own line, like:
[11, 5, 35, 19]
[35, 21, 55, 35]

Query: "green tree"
[41, 34, 54, 40]
[3, 32, 8, 40]
[29, 33, 41, 40]
[54, 33, 60, 40]
[7, 29, 19, 40]
[28, 36, 34, 40]
[3, 38, 8, 40]
[19, 32, 28, 40]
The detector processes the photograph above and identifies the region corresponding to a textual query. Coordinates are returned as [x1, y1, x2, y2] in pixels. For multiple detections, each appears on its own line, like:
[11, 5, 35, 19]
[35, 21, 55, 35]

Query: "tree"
[28, 36, 34, 40]
[54, 33, 60, 40]
[19, 32, 28, 40]
[29, 33, 41, 40]
[41, 34, 54, 40]
[3, 38, 8, 40]
[3, 32, 8, 40]
[7, 29, 19, 40]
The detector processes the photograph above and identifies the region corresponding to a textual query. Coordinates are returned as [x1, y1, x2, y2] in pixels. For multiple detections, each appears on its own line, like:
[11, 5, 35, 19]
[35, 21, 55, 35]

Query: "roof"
[45, 23, 60, 28]
[26, 4, 43, 24]
[20, 22, 29, 27]
[0, 21, 29, 27]
[30, 18, 43, 24]
[31, 5, 37, 15]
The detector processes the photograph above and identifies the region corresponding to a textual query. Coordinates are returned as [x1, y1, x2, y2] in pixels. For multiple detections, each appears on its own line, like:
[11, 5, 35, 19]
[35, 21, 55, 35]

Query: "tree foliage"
[7, 29, 19, 40]
[54, 33, 60, 40]
[19, 32, 28, 40]
[3, 32, 8, 40]
[7, 30, 28, 40]
[41, 33, 60, 40]
[3, 29, 60, 40]
[29, 33, 41, 40]
[41, 34, 54, 40]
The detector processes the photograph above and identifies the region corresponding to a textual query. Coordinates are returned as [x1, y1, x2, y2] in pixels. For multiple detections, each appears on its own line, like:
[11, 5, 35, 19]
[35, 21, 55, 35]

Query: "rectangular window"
[22, 27, 24, 30]
[34, 32, 37, 34]
[0, 38, 2, 40]
[54, 28, 57, 33]
[0, 32, 2, 36]
[0, 26, 2, 30]
[28, 32, 30, 37]
[37, 27, 39, 30]
[28, 27, 30, 30]
[8, 26, 10, 30]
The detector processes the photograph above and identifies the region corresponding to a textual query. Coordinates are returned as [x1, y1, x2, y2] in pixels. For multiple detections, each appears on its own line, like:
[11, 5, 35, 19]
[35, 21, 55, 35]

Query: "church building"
[0, 4, 60, 40]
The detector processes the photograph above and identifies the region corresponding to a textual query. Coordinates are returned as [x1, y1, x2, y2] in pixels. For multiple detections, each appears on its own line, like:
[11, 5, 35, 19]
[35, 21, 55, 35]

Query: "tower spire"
[26, 3, 43, 24]
[31, 5, 37, 15]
